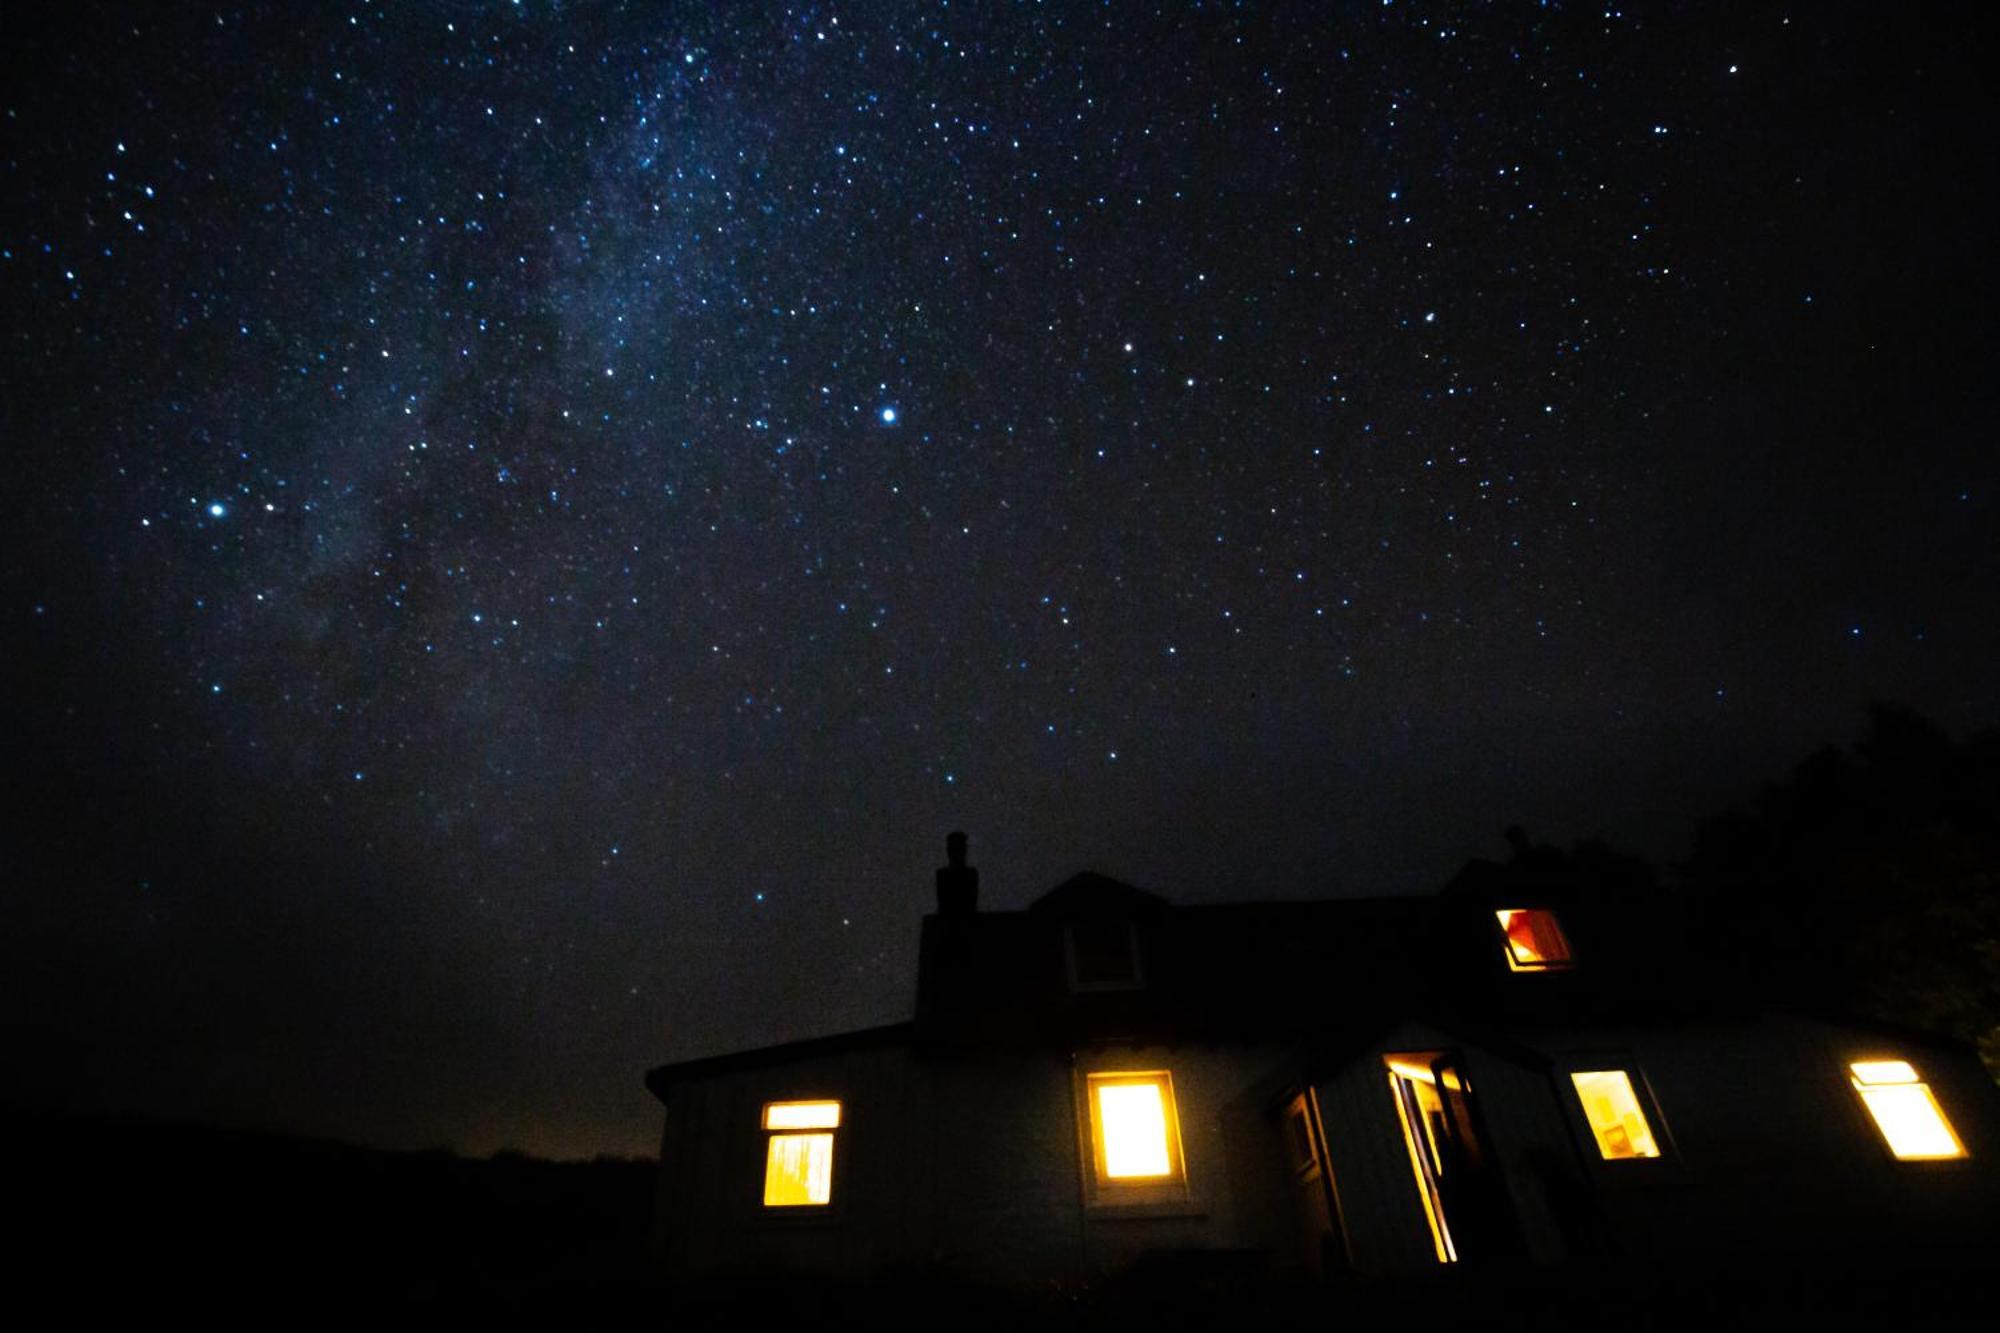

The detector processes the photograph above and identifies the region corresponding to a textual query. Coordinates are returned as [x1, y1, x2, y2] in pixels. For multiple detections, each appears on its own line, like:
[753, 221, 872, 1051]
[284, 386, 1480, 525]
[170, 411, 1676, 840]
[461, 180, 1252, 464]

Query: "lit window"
[1086, 1072, 1184, 1188]
[1570, 1070, 1662, 1160]
[1849, 1061, 1967, 1161]
[1495, 908, 1574, 971]
[761, 1100, 841, 1206]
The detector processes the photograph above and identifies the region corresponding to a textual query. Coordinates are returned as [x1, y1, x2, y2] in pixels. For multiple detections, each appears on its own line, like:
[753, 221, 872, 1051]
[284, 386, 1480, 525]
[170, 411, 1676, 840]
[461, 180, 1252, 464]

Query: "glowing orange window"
[1849, 1062, 1967, 1161]
[1495, 908, 1574, 972]
[761, 1100, 841, 1206]
[1085, 1072, 1185, 1189]
[1570, 1070, 1662, 1160]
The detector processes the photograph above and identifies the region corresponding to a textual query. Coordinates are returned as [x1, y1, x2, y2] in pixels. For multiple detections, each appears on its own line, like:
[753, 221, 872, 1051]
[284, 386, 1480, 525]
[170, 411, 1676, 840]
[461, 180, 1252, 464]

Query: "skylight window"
[1849, 1061, 1967, 1161]
[1495, 908, 1574, 972]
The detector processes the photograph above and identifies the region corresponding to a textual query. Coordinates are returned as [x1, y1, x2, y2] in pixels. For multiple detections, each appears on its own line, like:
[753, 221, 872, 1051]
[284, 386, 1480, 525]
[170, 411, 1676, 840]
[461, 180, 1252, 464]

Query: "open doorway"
[1283, 1089, 1348, 1274]
[1385, 1053, 1513, 1264]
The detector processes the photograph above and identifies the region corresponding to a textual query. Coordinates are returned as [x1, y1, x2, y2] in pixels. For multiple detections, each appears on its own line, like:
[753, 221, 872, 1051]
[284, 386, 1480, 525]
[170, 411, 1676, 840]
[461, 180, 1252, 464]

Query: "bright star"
[208, 502, 226, 518]
[880, 406, 897, 424]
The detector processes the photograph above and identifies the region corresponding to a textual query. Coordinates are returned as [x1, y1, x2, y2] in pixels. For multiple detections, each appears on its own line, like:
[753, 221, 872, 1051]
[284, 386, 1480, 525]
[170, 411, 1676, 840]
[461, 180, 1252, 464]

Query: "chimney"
[935, 830, 978, 915]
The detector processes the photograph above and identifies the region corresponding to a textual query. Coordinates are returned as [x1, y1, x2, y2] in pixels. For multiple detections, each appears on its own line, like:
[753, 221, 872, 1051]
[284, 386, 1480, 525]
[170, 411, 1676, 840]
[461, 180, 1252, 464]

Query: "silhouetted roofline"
[645, 1022, 916, 1102]
[1026, 870, 1171, 916]
[1769, 1006, 1981, 1055]
[934, 891, 1432, 924]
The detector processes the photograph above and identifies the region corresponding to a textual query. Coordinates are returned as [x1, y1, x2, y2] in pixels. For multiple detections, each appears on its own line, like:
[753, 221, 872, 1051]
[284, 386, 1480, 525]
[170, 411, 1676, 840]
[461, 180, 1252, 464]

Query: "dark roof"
[644, 1022, 916, 1102]
[645, 862, 1820, 1097]
[1025, 870, 1170, 918]
[917, 880, 1457, 1046]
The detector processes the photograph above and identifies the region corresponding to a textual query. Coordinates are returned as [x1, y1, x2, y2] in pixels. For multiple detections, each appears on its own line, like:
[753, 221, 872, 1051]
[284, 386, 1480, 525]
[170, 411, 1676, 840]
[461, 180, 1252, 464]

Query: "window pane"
[763, 1100, 842, 1130]
[1496, 909, 1573, 970]
[1097, 1080, 1173, 1179]
[1850, 1063, 1966, 1161]
[1849, 1061, 1918, 1086]
[763, 1131, 835, 1205]
[1570, 1070, 1662, 1160]
[1069, 921, 1140, 987]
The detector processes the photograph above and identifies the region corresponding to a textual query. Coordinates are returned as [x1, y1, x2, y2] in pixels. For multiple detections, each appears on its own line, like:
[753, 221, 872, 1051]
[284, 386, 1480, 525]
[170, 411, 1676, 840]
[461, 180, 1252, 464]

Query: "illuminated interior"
[1385, 1057, 1458, 1263]
[1849, 1061, 1967, 1161]
[762, 1100, 841, 1206]
[1495, 908, 1574, 971]
[1088, 1072, 1181, 1185]
[1570, 1070, 1662, 1159]
[763, 1100, 842, 1131]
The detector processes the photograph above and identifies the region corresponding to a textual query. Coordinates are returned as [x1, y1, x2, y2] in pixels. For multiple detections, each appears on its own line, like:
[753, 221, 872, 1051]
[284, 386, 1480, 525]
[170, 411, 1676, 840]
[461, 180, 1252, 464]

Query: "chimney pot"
[936, 831, 978, 915]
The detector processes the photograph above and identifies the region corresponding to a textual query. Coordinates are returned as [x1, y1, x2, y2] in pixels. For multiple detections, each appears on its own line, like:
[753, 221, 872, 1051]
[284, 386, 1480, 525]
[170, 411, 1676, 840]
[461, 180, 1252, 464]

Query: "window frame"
[1553, 1058, 1678, 1181]
[1847, 1057, 1970, 1165]
[1493, 907, 1576, 973]
[1064, 919, 1145, 992]
[1566, 1067, 1667, 1162]
[757, 1098, 844, 1214]
[1075, 1067, 1192, 1211]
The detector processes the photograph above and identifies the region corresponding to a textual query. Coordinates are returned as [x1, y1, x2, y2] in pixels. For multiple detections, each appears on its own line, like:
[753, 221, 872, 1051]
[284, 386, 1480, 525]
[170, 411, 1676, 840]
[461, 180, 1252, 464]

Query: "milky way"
[5, 3, 1994, 1156]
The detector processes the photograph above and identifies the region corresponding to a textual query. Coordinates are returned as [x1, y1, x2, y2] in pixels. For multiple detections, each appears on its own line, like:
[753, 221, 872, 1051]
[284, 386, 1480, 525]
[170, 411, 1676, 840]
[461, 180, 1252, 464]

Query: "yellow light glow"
[1385, 1064, 1457, 1263]
[763, 1132, 835, 1206]
[1496, 908, 1573, 971]
[763, 1099, 842, 1130]
[1570, 1070, 1661, 1160]
[1098, 1081, 1173, 1178]
[1849, 1062, 1966, 1161]
[1849, 1061, 1918, 1087]
[1383, 1058, 1468, 1093]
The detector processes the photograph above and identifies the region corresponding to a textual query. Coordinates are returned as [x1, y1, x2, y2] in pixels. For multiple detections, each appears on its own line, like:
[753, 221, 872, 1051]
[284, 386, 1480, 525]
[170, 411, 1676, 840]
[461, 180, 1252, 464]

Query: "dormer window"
[1850, 1061, 1968, 1161]
[1065, 920, 1143, 991]
[1495, 908, 1574, 972]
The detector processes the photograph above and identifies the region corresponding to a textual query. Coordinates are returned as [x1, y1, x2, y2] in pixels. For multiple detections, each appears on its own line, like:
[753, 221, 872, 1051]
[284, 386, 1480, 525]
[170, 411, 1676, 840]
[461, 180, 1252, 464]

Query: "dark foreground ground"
[8, 1105, 1988, 1327]
[6, 1105, 654, 1310]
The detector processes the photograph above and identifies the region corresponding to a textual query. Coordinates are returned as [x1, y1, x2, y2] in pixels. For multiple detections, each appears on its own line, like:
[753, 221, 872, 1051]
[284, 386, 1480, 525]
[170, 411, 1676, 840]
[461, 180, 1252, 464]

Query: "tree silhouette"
[1683, 705, 2000, 1075]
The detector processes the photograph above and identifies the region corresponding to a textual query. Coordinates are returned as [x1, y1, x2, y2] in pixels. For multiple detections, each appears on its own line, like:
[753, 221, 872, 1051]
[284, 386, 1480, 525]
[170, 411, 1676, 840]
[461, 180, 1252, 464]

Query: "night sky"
[4, 3, 1994, 1159]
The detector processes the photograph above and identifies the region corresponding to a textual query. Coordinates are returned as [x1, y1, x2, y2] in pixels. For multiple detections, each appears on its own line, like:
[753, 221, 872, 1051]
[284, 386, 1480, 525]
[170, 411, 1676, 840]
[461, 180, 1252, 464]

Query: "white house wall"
[1524, 1013, 2000, 1261]
[1310, 1014, 2000, 1278]
[651, 1042, 924, 1281]
[654, 1039, 1309, 1283]
[653, 1013, 1999, 1284]
[1312, 1020, 1482, 1275]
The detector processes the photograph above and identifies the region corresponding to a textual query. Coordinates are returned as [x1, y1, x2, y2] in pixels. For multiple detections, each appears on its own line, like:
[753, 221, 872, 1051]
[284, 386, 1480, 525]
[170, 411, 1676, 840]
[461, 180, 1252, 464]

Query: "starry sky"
[4, 3, 1994, 1158]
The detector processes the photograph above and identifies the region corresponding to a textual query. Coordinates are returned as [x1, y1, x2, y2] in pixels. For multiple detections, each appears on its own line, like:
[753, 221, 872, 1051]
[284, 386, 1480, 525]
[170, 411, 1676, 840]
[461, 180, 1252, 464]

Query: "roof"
[644, 1022, 916, 1101]
[644, 856, 1880, 1101]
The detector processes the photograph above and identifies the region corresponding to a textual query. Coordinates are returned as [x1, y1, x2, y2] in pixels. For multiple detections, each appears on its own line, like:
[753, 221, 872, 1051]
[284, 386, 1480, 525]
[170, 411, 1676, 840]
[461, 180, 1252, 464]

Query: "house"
[643, 833, 1999, 1297]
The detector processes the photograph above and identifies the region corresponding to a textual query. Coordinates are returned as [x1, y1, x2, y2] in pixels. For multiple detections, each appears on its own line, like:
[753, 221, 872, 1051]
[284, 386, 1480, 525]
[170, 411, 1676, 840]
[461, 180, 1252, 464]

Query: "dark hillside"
[7, 1107, 654, 1303]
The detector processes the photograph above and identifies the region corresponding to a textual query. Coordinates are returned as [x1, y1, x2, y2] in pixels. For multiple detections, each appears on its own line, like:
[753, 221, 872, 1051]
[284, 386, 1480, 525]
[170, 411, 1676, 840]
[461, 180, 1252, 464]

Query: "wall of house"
[913, 1048, 1083, 1279]
[1069, 1041, 1300, 1276]
[654, 1013, 1999, 1285]
[650, 1042, 927, 1282]
[1311, 1015, 2000, 1279]
[1312, 1021, 1497, 1275]
[1520, 1013, 2000, 1263]
[651, 1038, 1311, 1284]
